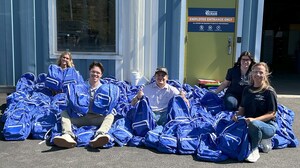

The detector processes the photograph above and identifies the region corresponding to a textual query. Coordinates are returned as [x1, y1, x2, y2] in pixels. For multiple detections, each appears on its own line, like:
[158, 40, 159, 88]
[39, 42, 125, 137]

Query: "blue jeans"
[248, 120, 277, 150]
[223, 93, 239, 111]
[153, 110, 168, 126]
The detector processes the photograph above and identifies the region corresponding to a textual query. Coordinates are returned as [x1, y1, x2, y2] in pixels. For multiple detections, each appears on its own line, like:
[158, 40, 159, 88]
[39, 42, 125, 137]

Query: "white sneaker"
[89, 133, 110, 148]
[53, 134, 77, 148]
[245, 148, 260, 163]
[260, 138, 272, 153]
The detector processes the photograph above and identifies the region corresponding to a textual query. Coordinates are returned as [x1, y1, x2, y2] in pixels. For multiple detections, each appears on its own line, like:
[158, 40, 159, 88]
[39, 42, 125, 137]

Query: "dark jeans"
[223, 93, 240, 111]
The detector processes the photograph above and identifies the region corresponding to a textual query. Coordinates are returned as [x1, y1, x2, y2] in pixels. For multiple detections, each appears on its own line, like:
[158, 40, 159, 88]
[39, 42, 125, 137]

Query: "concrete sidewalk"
[271, 72, 300, 96]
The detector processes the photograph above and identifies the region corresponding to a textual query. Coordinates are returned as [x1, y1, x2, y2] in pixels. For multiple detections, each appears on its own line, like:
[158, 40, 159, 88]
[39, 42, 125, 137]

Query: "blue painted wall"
[0, 0, 115, 85]
[158, 0, 181, 81]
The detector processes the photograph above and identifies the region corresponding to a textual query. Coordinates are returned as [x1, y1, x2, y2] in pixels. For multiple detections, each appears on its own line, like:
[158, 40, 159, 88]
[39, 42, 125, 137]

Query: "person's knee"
[249, 120, 261, 127]
[247, 120, 258, 131]
[224, 96, 238, 110]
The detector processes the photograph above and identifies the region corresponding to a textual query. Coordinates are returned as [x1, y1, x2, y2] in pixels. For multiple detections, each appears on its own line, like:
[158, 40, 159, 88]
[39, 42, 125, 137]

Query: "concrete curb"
[277, 94, 300, 98]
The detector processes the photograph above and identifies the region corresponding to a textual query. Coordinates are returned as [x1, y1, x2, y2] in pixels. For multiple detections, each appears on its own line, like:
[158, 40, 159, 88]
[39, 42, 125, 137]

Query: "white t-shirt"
[143, 82, 180, 112]
[87, 81, 102, 114]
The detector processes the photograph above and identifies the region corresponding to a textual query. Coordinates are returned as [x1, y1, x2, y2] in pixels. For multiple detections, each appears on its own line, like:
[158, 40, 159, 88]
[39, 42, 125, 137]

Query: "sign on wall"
[188, 8, 235, 32]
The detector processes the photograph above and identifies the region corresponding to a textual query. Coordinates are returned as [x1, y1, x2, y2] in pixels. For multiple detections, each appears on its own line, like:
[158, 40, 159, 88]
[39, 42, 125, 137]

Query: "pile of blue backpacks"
[1, 64, 299, 162]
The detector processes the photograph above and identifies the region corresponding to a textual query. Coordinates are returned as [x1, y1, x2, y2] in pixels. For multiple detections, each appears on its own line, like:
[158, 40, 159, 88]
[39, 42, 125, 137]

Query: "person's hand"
[67, 61, 71, 67]
[137, 90, 144, 99]
[179, 89, 190, 108]
[131, 88, 144, 106]
[245, 117, 255, 124]
[232, 114, 238, 122]
[179, 89, 186, 97]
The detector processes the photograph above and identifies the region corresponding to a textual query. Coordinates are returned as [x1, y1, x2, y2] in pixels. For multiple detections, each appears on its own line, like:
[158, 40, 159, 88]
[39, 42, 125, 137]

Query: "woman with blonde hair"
[57, 51, 75, 69]
[233, 62, 278, 162]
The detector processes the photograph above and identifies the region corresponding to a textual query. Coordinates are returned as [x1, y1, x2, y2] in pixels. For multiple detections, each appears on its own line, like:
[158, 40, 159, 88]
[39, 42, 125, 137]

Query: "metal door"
[185, 0, 237, 84]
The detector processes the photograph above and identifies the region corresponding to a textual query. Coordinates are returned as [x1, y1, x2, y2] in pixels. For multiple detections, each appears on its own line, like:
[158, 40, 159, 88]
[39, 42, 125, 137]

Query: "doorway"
[185, 0, 237, 85]
[262, 0, 300, 95]
[261, 0, 300, 74]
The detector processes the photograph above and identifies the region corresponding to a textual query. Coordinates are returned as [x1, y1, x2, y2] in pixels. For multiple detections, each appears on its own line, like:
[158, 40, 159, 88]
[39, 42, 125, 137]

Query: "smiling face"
[251, 64, 266, 87]
[155, 71, 168, 88]
[240, 55, 252, 70]
[60, 54, 71, 69]
[89, 65, 103, 85]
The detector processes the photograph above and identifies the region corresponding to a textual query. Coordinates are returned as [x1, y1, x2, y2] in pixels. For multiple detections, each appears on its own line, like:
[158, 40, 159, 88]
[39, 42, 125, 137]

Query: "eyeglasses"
[241, 58, 251, 62]
[251, 70, 264, 75]
[90, 70, 101, 75]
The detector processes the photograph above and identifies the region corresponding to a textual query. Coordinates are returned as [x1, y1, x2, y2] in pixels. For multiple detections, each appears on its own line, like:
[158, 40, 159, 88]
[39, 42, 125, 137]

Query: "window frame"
[48, 0, 122, 60]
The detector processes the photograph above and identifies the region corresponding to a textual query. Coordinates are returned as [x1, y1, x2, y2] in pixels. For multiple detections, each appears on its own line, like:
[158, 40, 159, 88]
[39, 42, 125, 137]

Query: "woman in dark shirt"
[215, 51, 255, 110]
[233, 62, 278, 162]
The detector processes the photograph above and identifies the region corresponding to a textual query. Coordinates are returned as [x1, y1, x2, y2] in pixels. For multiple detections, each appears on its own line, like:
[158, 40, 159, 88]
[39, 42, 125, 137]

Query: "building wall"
[0, 0, 264, 86]
[0, 0, 14, 85]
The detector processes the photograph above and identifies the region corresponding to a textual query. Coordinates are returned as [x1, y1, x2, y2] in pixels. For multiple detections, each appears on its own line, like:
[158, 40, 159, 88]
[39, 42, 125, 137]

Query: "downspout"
[33, 0, 37, 76]
[179, 0, 186, 84]
[254, 0, 265, 62]
[11, 0, 15, 85]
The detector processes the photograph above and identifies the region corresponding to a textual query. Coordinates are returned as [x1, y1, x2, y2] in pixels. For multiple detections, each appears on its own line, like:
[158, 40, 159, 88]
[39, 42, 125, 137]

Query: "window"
[56, 0, 116, 52]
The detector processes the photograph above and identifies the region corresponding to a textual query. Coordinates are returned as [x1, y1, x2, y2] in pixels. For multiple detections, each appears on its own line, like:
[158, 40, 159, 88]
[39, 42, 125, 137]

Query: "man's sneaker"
[245, 148, 260, 163]
[260, 138, 272, 153]
[53, 134, 77, 148]
[89, 133, 110, 148]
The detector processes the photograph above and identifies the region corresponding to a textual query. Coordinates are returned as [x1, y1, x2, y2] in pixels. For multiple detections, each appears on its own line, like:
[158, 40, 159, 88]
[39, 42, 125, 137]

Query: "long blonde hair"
[249, 62, 271, 93]
[57, 51, 74, 68]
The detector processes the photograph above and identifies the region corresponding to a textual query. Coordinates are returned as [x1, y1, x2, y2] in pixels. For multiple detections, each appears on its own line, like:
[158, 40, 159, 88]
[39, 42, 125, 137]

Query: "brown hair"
[89, 61, 104, 74]
[234, 51, 256, 73]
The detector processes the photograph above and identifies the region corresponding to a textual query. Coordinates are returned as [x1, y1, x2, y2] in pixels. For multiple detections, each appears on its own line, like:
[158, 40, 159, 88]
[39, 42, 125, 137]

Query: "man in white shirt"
[131, 67, 189, 125]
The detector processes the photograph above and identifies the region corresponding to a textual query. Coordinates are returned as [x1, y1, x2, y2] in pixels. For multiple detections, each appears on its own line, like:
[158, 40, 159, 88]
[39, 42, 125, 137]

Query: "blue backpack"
[67, 83, 90, 118]
[35, 73, 53, 96]
[62, 67, 85, 92]
[93, 83, 120, 115]
[216, 118, 250, 161]
[167, 95, 191, 121]
[3, 108, 32, 141]
[167, 80, 182, 90]
[6, 91, 28, 107]
[16, 72, 36, 94]
[31, 106, 58, 139]
[131, 97, 156, 137]
[157, 120, 185, 154]
[200, 92, 224, 115]
[274, 104, 299, 148]
[192, 85, 208, 100]
[144, 125, 164, 149]
[45, 64, 64, 92]
[74, 126, 98, 147]
[110, 118, 133, 147]
[45, 122, 62, 146]
[51, 93, 68, 114]
[196, 133, 229, 162]
[127, 135, 145, 147]
[177, 117, 215, 155]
